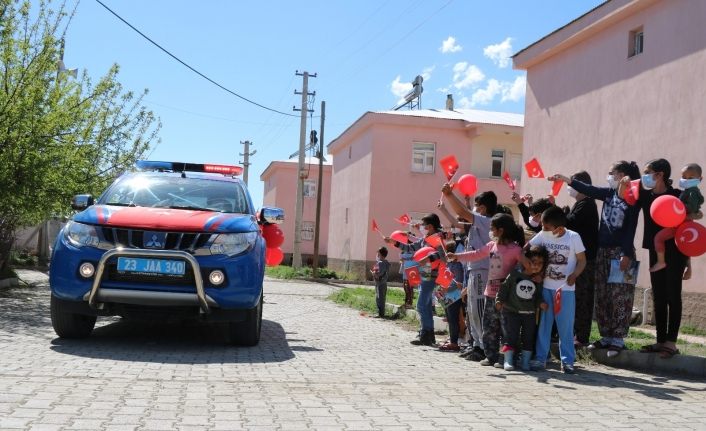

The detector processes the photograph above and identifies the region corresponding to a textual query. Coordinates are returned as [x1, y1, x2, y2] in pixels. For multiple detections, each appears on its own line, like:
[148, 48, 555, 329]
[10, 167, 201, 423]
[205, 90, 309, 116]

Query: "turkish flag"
[424, 233, 444, 249]
[502, 171, 516, 191]
[551, 179, 564, 196]
[525, 158, 545, 179]
[405, 266, 422, 287]
[624, 179, 641, 205]
[439, 155, 460, 181]
[553, 287, 562, 315]
[396, 213, 411, 225]
[435, 266, 454, 288]
[371, 218, 380, 233]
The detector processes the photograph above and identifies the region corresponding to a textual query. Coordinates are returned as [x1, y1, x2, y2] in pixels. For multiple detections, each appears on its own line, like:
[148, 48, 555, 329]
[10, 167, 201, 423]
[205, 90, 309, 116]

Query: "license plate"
[117, 257, 186, 276]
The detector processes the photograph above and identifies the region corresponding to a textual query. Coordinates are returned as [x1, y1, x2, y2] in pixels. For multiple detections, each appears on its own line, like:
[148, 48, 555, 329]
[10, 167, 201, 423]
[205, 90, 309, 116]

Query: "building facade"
[260, 157, 332, 266]
[513, 0, 706, 324]
[326, 109, 524, 279]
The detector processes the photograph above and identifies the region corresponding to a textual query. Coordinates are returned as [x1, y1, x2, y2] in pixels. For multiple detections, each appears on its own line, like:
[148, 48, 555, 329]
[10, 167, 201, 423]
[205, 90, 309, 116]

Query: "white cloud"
[390, 75, 412, 99]
[500, 75, 526, 102]
[459, 75, 526, 107]
[452, 62, 484, 90]
[483, 37, 513, 68]
[471, 79, 502, 106]
[421, 65, 435, 82]
[440, 36, 462, 54]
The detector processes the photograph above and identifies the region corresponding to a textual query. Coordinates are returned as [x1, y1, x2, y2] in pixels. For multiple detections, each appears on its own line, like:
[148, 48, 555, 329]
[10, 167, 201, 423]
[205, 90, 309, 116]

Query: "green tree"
[0, 0, 161, 271]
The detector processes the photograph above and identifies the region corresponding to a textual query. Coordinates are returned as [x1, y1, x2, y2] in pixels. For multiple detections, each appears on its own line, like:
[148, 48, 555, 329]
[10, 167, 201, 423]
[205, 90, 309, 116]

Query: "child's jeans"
[465, 269, 487, 349]
[417, 279, 436, 332]
[445, 299, 463, 344]
[502, 310, 536, 352]
[535, 288, 576, 365]
[375, 282, 387, 316]
[654, 227, 676, 253]
[482, 296, 503, 362]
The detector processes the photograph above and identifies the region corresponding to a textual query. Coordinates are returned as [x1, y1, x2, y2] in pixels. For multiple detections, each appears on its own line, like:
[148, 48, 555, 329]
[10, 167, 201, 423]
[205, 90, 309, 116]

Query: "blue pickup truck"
[49, 161, 283, 346]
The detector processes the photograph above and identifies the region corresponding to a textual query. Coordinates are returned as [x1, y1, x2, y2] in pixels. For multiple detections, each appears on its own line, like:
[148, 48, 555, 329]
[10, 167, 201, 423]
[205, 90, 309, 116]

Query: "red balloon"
[454, 174, 477, 196]
[650, 195, 686, 228]
[675, 221, 706, 257]
[262, 224, 285, 248]
[413, 246, 436, 262]
[265, 247, 284, 266]
[390, 230, 409, 244]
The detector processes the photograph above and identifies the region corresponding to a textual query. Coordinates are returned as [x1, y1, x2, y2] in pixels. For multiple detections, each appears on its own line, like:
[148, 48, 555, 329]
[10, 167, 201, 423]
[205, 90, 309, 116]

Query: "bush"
[10, 249, 38, 267]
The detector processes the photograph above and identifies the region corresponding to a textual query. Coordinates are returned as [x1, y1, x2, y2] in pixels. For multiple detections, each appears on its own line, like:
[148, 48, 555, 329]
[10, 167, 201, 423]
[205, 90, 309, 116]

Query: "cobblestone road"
[1, 274, 706, 430]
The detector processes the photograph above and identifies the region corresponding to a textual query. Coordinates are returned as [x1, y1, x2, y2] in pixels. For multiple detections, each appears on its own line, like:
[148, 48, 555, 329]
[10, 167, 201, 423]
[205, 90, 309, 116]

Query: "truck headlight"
[210, 232, 258, 257]
[65, 221, 100, 248]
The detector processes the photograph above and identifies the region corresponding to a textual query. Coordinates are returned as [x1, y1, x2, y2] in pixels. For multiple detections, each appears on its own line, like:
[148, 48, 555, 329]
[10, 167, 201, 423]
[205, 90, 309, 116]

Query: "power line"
[94, 0, 298, 118]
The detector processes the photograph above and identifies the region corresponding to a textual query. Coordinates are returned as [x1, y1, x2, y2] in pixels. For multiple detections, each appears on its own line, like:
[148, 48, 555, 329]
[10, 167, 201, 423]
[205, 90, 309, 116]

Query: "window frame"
[303, 179, 317, 198]
[628, 26, 644, 58]
[491, 149, 505, 178]
[411, 142, 436, 174]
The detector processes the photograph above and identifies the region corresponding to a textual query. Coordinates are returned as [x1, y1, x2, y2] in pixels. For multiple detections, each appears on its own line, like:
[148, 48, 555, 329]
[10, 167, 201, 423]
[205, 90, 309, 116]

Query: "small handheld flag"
[525, 158, 545, 179]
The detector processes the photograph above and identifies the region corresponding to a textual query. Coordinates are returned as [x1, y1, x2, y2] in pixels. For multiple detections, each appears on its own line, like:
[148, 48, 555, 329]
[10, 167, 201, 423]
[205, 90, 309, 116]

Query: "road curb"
[588, 348, 706, 378]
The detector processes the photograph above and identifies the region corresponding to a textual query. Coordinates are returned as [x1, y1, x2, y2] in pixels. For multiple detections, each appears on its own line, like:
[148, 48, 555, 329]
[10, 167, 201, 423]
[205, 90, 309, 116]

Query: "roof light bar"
[136, 161, 243, 176]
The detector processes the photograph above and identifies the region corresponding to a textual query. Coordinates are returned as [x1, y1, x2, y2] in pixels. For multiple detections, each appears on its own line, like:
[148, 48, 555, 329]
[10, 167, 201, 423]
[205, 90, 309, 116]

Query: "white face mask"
[607, 174, 619, 190]
[529, 218, 540, 228]
[419, 226, 428, 237]
[567, 186, 578, 198]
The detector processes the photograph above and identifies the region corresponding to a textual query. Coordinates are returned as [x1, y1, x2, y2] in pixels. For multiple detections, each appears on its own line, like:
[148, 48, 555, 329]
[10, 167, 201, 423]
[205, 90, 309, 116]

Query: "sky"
[61, 0, 606, 207]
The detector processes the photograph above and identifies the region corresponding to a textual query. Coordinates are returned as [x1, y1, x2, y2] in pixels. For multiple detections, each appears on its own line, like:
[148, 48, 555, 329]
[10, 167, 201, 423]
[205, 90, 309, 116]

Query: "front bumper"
[50, 234, 265, 314]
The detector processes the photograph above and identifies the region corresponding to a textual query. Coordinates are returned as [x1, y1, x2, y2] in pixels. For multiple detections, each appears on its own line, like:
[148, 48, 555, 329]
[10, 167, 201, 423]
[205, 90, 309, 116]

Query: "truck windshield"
[100, 174, 249, 214]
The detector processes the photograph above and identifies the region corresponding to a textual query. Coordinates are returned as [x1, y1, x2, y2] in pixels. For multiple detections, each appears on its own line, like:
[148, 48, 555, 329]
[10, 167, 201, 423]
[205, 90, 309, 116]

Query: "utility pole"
[312, 101, 325, 277]
[239, 140, 255, 185]
[292, 71, 316, 268]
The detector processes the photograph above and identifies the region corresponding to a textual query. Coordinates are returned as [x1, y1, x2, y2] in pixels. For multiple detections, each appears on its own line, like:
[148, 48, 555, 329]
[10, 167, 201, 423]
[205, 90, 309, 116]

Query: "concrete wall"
[327, 112, 523, 279]
[517, 0, 706, 294]
[261, 161, 331, 258]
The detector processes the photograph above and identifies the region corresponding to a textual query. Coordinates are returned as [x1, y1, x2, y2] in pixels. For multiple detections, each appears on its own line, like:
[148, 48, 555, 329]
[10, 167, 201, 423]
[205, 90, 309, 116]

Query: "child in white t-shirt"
[528, 206, 586, 374]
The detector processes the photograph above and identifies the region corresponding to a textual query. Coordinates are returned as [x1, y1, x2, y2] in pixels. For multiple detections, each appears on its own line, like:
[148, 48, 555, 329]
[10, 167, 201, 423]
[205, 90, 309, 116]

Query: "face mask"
[607, 175, 619, 190]
[419, 226, 428, 237]
[680, 178, 701, 189]
[489, 231, 499, 242]
[642, 173, 656, 190]
[567, 186, 578, 198]
[529, 218, 540, 228]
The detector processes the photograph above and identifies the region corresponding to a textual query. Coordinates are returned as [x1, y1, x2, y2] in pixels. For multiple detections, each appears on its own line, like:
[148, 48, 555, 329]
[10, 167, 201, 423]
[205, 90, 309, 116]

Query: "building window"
[491, 149, 504, 178]
[303, 179, 317, 198]
[348, 146, 352, 159]
[629, 26, 644, 57]
[301, 221, 314, 241]
[412, 142, 435, 173]
[345, 208, 348, 224]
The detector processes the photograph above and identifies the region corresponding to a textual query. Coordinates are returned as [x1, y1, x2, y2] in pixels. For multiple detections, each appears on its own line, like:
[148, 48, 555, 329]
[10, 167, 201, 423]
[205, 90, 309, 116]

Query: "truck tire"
[227, 293, 262, 346]
[50, 295, 96, 338]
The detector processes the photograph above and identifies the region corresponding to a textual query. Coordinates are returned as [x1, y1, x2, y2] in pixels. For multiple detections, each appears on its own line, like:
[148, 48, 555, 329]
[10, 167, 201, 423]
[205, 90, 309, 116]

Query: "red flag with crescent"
[525, 158, 545, 179]
[405, 266, 422, 287]
[439, 155, 460, 181]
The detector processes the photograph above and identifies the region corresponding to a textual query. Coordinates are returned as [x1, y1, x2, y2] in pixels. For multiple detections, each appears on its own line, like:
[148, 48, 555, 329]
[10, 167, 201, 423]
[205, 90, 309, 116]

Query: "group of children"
[372, 161, 703, 374]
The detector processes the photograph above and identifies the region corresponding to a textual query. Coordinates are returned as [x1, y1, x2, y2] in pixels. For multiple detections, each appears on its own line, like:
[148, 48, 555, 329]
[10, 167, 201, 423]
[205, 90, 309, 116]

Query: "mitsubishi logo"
[144, 232, 166, 249]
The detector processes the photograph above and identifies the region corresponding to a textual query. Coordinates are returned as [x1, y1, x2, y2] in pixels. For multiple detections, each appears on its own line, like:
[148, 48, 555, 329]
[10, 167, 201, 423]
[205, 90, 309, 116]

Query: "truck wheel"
[227, 293, 262, 346]
[50, 295, 96, 338]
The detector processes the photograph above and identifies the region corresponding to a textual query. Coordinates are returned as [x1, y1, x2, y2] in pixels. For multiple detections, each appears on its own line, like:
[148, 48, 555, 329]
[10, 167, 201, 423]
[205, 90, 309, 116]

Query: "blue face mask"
[679, 178, 701, 189]
[642, 173, 657, 190]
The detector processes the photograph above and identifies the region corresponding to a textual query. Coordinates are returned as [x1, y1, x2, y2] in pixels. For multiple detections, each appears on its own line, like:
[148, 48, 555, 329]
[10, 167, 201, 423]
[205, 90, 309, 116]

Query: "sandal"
[659, 346, 680, 359]
[439, 342, 460, 352]
[639, 344, 663, 353]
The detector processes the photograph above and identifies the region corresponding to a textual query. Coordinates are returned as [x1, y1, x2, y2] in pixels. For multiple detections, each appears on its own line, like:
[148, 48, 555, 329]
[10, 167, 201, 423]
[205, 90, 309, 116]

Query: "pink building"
[513, 0, 706, 323]
[260, 157, 332, 265]
[326, 108, 524, 278]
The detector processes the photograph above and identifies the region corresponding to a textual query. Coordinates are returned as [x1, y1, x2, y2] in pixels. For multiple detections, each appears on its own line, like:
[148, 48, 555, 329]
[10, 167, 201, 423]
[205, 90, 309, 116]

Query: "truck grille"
[100, 228, 212, 251]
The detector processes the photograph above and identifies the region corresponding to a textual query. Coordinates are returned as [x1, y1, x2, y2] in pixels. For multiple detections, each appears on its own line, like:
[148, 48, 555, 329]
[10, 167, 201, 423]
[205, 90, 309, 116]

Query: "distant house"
[325, 107, 524, 279]
[513, 0, 706, 323]
[260, 157, 332, 266]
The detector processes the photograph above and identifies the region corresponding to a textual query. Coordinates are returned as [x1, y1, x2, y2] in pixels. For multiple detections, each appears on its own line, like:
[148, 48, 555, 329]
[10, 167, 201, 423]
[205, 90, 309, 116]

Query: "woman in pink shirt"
[448, 213, 526, 367]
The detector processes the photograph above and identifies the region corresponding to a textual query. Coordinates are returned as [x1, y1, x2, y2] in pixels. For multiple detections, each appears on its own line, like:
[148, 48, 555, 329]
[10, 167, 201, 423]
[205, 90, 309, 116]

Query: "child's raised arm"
[448, 242, 492, 263]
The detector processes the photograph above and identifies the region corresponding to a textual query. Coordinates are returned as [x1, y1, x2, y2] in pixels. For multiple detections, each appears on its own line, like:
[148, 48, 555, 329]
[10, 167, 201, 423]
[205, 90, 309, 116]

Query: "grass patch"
[679, 325, 706, 337]
[265, 265, 342, 280]
[328, 286, 446, 320]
